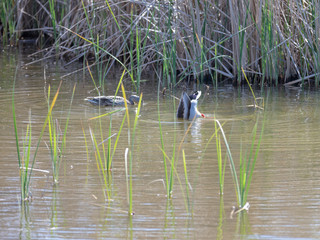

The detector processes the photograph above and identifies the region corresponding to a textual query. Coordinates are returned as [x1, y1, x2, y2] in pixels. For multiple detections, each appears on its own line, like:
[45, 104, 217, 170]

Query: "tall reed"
[48, 0, 58, 49]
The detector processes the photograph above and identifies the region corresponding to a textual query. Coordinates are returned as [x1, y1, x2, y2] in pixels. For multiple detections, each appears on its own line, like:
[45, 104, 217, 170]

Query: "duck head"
[189, 91, 202, 100]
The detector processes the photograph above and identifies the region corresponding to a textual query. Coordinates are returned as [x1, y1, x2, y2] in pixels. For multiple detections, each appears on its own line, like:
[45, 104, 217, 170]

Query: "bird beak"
[201, 113, 205, 118]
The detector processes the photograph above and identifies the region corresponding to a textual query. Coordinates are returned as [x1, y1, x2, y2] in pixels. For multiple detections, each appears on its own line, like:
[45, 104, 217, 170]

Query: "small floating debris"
[230, 202, 250, 219]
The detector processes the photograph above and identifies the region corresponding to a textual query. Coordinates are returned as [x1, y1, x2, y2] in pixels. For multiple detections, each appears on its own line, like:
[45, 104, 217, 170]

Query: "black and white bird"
[176, 91, 205, 120]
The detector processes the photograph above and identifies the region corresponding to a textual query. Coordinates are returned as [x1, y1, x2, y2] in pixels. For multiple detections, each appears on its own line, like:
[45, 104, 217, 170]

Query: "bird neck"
[190, 100, 200, 118]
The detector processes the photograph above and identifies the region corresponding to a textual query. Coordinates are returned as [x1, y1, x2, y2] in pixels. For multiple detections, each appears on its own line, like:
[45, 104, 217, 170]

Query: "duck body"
[176, 91, 205, 120]
[85, 95, 140, 106]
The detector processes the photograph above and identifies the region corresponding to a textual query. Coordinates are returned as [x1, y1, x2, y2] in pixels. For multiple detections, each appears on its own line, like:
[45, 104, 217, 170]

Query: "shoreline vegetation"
[1, 0, 318, 88]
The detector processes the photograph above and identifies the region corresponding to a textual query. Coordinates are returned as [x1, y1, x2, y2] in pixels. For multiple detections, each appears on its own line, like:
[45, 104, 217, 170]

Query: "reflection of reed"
[179, 118, 203, 145]
[20, 202, 31, 239]
[217, 196, 225, 240]
[50, 186, 58, 230]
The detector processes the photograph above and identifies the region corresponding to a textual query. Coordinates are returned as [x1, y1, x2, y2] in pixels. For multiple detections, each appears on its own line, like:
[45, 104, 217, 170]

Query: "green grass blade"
[61, 84, 76, 153]
[124, 148, 129, 207]
[182, 149, 190, 213]
[244, 116, 265, 204]
[12, 67, 21, 168]
[89, 108, 125, 121]
[89, 127, 110, 200]
[110, 113, 126, 168]
[158, 146, 189, 212]
[215, 120, 241, 205]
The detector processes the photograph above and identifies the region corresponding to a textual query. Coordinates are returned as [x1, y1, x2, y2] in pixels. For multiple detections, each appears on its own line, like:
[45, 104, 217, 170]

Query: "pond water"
[1, 46, 320, 240]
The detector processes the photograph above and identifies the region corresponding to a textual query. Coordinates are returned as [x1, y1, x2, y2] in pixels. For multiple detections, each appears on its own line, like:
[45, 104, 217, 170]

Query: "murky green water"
[1, 46, 320, 239]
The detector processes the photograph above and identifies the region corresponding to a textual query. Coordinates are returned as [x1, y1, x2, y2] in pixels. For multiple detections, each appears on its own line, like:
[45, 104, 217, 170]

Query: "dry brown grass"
[2, 0, 320, 86]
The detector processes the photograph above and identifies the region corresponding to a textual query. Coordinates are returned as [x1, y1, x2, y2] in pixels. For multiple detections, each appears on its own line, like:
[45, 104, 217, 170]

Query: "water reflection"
[216, 197, 225, 240]
[50, 187, 58, 236]
[19, 202, 31, 240]
[179, 118, 203, 145]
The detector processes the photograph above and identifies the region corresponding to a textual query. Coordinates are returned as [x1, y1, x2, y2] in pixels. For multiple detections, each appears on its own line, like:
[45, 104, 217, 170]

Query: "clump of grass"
[88, 106, 125, 200]
[16, 111, 32, 201]
[12, 74, 61, 201]
[88, 70, 127, 172]
[238, 118, 264, 206]
[89, 126, 113, 200]
[86, 72, 142, 210]
[47, 84, 76, 184]
[157, 145, 193, 214]
[215, 116, 265, 208]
